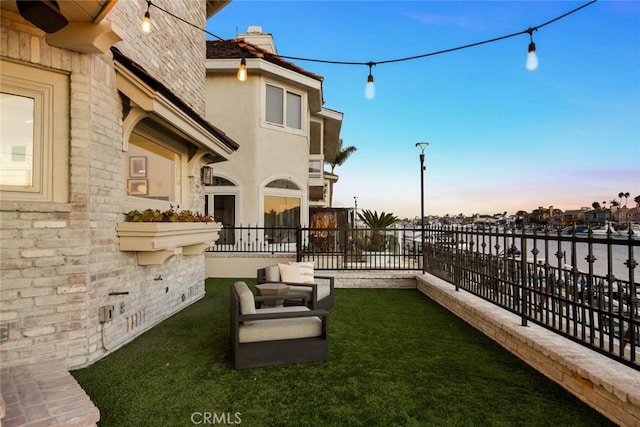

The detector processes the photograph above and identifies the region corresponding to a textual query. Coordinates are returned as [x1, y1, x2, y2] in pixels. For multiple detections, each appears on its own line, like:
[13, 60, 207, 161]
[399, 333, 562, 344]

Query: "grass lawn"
[72, 278, 614, 427]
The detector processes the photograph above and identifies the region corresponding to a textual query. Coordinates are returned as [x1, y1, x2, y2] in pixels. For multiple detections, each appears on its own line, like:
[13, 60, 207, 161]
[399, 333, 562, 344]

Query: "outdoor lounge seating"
[230, 281, 329, 370]
[257, 263, 335, 310]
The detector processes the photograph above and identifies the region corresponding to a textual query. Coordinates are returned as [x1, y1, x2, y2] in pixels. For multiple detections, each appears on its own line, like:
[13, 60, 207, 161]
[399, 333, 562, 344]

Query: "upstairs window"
[265, 84, 302, 130]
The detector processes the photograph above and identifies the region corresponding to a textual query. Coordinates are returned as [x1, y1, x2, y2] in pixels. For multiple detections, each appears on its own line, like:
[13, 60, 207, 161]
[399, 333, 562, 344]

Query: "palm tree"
[326, 138, 357, 174]
[592, 202, 601, 210]
[357, 209, 398, 251]
[618, 192, 624, 206]
[635, 194, 640, 207]
[624, 192, 630, 207]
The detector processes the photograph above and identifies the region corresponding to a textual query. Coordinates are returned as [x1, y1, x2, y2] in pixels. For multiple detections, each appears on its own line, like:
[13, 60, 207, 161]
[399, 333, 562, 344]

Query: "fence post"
[296, 225, 302, 262]
[520, 229, 528, 327]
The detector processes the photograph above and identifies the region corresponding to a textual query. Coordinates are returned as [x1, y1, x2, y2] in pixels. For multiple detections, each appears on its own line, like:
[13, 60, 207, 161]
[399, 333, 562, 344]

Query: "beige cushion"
[238, 306, 323, 343]
[265, 264, 280, 282]
[279, 262, 315, 284]
[278, 263, 304, 283]
[233, 281, 256, 325]
[316, 283, 331, 300]
[288, 261, 315, 283]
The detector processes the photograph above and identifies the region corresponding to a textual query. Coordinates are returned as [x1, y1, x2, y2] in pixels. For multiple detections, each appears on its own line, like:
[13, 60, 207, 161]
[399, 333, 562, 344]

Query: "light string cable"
[147, 1, 226, 41]
[144, 0, 597, 77]
[276, 0, 597, 68]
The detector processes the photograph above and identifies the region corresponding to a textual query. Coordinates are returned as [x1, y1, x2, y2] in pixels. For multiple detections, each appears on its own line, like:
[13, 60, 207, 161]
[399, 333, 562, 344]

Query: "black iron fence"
[208, 224, 423, 270]
[422, 225, 638, 369]
[207, 224, 638, 368]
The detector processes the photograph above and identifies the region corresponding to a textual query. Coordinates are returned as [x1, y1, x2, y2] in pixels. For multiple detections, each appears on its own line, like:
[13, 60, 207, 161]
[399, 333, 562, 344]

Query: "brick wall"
[0, 1, 210, 370]
[105, 0, 207, 115]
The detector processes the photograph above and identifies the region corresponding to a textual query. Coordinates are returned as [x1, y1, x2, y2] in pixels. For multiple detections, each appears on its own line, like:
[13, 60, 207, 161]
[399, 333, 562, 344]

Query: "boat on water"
[618, 223, 640, 239]
[591, 221, 620, 236]
[560, 225, 589, 235]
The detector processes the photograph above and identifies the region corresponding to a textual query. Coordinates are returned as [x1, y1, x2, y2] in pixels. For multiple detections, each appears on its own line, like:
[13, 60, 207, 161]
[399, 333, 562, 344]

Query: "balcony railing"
[207, 224, 639, 368]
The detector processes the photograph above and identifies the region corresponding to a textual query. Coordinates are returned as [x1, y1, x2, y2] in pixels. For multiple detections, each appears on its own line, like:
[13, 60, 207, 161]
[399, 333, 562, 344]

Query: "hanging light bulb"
[525, 28, 538, 71]
[365, 63, 375, 100]
[141, 1, 151, 33]
[237, 57, 247, 82]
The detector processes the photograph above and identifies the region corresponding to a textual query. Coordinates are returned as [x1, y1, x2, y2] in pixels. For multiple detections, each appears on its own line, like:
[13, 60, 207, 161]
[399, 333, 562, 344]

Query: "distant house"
[561, 208, 588, 226]
[583, 209, 611, 224]
[203, 27, 343, 239]
[626, 206, 640, 223]
[0, 0, 236, 369]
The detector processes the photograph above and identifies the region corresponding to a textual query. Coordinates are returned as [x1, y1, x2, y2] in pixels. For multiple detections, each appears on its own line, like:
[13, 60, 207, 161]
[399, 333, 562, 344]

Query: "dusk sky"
[207, 1, 640, 219]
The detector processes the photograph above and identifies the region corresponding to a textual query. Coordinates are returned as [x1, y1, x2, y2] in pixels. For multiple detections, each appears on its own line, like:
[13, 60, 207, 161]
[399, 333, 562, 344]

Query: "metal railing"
[207, 224, 638, 368]
[208, 224, 423, 270]
[422, 225, 638, 369]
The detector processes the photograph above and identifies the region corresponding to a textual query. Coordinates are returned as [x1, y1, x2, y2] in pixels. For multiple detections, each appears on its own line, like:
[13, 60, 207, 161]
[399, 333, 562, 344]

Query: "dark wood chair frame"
[230, 283, 329, 370]
[256, 267, 335, 310]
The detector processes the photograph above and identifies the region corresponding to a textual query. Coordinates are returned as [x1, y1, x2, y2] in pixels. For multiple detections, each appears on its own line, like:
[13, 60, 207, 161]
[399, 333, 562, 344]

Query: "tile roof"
[206, 39, 324, 82]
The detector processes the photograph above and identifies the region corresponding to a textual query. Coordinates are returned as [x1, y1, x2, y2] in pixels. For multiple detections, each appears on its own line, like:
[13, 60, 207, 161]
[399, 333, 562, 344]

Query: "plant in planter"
[357, 209, 398, 252]
[117, 205, 221, 265]
[125, 205, 215, 223]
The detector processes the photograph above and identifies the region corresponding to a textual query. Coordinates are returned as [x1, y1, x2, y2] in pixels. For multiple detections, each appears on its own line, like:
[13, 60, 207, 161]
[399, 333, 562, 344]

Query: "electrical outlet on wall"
[99, 305, 114, 323]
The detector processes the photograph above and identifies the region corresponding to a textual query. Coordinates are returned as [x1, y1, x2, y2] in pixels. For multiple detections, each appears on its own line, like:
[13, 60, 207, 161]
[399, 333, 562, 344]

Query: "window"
[264, 195, 300, 243]
[0, 60, 69, 202]
[263, 178, 301, 243]
[126, 130, 182, 204]
[265, 84, 303, 130]
[1, 94, 33, 187]
[206, 175, 239, 245]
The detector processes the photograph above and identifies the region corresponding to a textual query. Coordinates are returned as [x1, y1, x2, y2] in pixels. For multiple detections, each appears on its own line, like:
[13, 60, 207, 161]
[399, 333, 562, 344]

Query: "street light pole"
[353, 196, 358, 226]
[415, 142, 429, 273]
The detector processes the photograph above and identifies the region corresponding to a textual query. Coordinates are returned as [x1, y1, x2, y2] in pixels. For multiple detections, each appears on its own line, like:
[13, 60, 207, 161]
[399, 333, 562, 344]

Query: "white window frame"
[259, 176, 307, 227]
[263, 82, 306, 134]
[0, 60, 69, 202]
[205, 173, 241, 227]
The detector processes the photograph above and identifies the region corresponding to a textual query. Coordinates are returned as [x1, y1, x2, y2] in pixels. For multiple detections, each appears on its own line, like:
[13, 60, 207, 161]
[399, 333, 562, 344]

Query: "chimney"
[237, 26, 277, 54]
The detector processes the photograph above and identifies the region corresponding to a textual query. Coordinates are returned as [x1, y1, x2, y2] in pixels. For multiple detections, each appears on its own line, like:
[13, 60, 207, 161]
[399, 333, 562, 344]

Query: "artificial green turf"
[72, 278, 614, 427]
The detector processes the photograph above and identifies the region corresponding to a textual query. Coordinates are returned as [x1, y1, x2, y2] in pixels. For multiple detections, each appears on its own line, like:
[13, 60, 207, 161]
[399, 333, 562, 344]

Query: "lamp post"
[415, 142, 429, 273]
[353, 196, 358, 226]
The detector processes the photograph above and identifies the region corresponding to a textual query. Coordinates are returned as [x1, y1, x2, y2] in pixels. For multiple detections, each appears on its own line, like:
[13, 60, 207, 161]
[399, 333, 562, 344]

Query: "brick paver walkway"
[0, 360, 99, 427]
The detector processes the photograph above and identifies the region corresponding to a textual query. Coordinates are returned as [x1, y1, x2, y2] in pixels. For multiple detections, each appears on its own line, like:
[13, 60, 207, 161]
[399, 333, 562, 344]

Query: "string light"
[140, 0, 597, 95]
[365, 62, 375, 100]
[526, 28, 538, 71]
[141, 0, 151, 33]
[237, 57, 248, 81]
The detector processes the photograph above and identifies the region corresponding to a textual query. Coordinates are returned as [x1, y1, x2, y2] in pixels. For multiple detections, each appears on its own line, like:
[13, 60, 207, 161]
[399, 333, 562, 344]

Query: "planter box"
[116, 222, 221, 265]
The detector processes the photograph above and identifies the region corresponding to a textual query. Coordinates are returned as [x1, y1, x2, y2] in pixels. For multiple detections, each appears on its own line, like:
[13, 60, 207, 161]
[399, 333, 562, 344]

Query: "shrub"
[125, 205, 214, 223]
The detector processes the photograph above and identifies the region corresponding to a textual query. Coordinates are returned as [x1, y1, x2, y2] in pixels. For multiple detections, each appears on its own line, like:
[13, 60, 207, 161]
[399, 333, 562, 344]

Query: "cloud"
[403, 12, 478, 29]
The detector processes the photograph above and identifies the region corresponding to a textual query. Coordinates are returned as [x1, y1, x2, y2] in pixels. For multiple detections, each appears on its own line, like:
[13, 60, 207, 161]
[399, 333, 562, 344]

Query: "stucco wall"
[0, 1, 211, 370]
[205, 73, 310, 226]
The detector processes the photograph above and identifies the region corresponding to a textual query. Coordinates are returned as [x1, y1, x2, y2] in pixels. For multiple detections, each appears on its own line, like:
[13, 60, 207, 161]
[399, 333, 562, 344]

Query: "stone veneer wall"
[0, 1, 209, 370]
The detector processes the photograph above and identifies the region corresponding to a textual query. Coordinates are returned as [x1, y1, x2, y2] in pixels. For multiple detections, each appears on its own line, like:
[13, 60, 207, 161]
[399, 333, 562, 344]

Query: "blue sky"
[206, 1, 640, 219]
